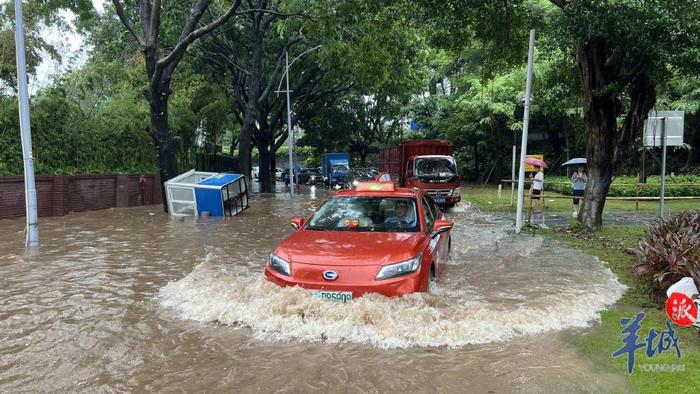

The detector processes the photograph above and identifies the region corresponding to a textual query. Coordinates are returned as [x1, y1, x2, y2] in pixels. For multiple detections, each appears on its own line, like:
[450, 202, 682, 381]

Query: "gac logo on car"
[323, 270, 338, 281]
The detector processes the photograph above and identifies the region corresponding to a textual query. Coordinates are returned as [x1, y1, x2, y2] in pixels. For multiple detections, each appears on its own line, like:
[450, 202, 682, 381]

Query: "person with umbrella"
[562, 158, 587, 217]
[524, 157, 547, 212]
[530, 165, 544, 211]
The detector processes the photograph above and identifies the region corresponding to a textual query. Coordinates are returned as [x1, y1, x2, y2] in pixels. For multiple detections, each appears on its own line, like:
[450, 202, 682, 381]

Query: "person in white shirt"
[530, 166, 544, 211]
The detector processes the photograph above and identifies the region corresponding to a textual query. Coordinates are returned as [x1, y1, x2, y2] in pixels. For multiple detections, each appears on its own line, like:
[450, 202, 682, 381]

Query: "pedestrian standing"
[571, 164, 587, 217]
[530, 165, 544, 211]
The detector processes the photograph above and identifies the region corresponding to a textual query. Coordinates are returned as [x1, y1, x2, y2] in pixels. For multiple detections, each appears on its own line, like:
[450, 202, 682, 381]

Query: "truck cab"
[404, 155, 461, 206]
[378, 140, 461, 207]
[321, 152, 350, 188]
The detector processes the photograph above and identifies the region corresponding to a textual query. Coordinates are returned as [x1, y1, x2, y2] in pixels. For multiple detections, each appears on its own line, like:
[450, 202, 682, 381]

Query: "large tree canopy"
[2, 0, 700, 231]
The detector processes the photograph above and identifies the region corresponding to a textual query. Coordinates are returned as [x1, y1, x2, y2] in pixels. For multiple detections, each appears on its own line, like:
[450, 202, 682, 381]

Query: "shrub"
[543, 175, 700, 197]
[632, 210, 700, 304]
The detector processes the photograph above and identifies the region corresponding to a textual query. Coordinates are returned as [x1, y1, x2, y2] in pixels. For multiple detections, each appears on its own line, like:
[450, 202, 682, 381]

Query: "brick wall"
[0, 174, 162, 220]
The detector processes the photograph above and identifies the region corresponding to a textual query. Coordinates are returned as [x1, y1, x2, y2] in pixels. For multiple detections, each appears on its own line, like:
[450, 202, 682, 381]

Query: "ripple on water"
[159, 235, 626, 349]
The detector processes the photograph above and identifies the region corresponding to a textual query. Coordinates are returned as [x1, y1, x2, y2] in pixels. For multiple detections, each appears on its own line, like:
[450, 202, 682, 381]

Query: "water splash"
[159, 252, 626, 349]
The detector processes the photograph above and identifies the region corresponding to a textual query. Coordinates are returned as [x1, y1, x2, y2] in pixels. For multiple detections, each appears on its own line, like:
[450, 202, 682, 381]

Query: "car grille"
[427, 189, 451, 197]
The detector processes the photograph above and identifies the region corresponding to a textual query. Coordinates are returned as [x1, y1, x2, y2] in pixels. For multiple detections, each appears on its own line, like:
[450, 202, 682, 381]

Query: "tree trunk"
[258, 144, 273, 193]
[270, 153, 276, 183]
[238, 116, 254, 181]
[149, 85, 178, 212]
[576, 38, 619, 230]
[576, 37, 656, 230]
[236, 16, 266, 182]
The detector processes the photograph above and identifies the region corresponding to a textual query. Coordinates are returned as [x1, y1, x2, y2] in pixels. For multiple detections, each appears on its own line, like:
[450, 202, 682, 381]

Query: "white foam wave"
[159, 258, 626, 349]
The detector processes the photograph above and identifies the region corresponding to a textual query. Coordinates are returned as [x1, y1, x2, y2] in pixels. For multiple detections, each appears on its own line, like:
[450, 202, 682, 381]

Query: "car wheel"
[428, 263, 437, 293]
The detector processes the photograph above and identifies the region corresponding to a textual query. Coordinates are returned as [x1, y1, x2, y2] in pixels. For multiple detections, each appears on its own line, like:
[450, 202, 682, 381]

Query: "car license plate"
[310, 290, 353, 303]
[435, 197, 446, 203]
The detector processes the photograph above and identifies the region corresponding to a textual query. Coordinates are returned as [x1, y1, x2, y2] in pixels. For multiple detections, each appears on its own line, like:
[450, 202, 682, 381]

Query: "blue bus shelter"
[165, 170, 249, 217]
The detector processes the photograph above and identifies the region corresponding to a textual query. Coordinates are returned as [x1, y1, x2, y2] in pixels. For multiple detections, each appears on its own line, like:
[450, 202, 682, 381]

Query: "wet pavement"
[0, 184, 631, 392]
[489, 210, 665, 229]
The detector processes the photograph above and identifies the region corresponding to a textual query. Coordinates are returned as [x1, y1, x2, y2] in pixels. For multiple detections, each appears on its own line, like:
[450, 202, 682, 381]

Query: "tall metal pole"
[285, 52, 294, 197]
[515, 29, 536, 233]
[510, 145, 516, 206]
[275, 45, 321, 198]
[659, 117, 667, 219]
[14, 0, 39, 247]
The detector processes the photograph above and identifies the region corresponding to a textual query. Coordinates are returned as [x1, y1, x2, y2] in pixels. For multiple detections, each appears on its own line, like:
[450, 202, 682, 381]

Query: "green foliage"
[0, 59, 158, 175]
[632, 210, 700, 304]
[544, 226, 700, 392]
[0, 0, 96, 90]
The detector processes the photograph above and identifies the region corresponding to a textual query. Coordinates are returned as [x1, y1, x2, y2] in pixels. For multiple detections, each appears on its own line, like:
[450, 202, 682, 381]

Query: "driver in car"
[384, 200, 415, 226]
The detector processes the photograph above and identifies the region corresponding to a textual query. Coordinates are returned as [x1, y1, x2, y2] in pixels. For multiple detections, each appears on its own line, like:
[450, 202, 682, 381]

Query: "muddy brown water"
[0, 186, 631, 392]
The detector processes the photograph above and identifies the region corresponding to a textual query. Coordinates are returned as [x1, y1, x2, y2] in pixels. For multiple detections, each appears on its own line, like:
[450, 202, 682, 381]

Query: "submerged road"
[0, 185, 630, 392]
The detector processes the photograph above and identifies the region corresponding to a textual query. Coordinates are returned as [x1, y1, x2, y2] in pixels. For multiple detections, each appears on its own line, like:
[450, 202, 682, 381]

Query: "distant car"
[264, 181, 453, 299]
[306, 169, 324, 185]
[344, 168, 380, 188]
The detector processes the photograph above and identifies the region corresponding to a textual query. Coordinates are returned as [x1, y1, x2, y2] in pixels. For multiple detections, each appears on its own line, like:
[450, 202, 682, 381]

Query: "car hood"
[274, 230, 424, 266]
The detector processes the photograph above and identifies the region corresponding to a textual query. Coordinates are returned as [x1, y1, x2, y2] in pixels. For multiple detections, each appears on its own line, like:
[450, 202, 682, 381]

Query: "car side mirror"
[290, 217, 306, 230]
[431, 219, 453, 238]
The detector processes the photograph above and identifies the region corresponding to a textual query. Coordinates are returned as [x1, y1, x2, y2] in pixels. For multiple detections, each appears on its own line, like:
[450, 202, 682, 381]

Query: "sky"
[30, 0, 105, 93]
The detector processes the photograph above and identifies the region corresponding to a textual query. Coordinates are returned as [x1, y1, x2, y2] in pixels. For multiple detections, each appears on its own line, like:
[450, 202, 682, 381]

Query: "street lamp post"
[277, 45, 322, 197]
[285, 52, 294, 197]
[515, 29, 536, 233]
[14, 0, 39, 247]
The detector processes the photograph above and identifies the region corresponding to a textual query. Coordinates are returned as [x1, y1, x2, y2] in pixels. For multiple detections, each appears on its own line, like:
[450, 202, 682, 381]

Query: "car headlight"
[269, 254, 291, 276]
[452, 187, 461, 197]
[352, 180, 359, 186]
[375, 254, 422, 280]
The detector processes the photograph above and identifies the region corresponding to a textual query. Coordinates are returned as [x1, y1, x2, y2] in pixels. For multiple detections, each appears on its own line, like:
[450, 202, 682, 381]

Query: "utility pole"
[515, 29, 536, 233]
[276, 45, 322, 198]
[14, 0, 39, 247]
[510, 145, 516, 206]
[285, 52, 294, 197]
[659, 117, 667, 219]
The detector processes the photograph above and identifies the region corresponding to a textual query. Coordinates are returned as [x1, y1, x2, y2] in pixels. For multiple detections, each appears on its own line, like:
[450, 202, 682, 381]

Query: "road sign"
[643, 110, 685, 218]
[644, 110, 684, 147]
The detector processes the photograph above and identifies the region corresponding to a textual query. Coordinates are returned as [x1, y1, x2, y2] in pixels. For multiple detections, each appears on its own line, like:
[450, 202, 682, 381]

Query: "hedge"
[542, 175, 700, 197]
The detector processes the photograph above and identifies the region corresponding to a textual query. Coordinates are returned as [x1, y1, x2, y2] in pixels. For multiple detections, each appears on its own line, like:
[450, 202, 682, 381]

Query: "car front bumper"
[264, 263, 427, 298]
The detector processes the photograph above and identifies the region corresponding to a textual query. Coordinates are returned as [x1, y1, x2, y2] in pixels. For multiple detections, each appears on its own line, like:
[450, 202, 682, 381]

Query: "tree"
[0, 1, 95, 92]
[197, 0, 420, 191]
[196, 0, 322, 191]
[292, 1, 430, 168]
[110, 0, 242, 209]
[548, 0, 700, 229]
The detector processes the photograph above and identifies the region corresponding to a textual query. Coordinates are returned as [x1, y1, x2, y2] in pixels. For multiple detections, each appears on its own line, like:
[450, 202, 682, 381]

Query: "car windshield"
[331, 164, 349, 172]
[307, 197, 419, 232]
[415, 157, 456, 178]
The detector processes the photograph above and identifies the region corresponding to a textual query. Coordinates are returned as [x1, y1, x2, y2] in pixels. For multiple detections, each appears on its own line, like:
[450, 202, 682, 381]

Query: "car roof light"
[355, 181, 395, 192]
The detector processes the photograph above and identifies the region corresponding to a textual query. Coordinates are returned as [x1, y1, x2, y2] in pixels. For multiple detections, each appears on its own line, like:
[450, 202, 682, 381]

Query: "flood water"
[0, 186, 630, 392]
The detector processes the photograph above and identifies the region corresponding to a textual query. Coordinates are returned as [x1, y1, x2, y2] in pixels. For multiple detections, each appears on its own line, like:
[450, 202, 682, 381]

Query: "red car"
[264, 182, 453, 301]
